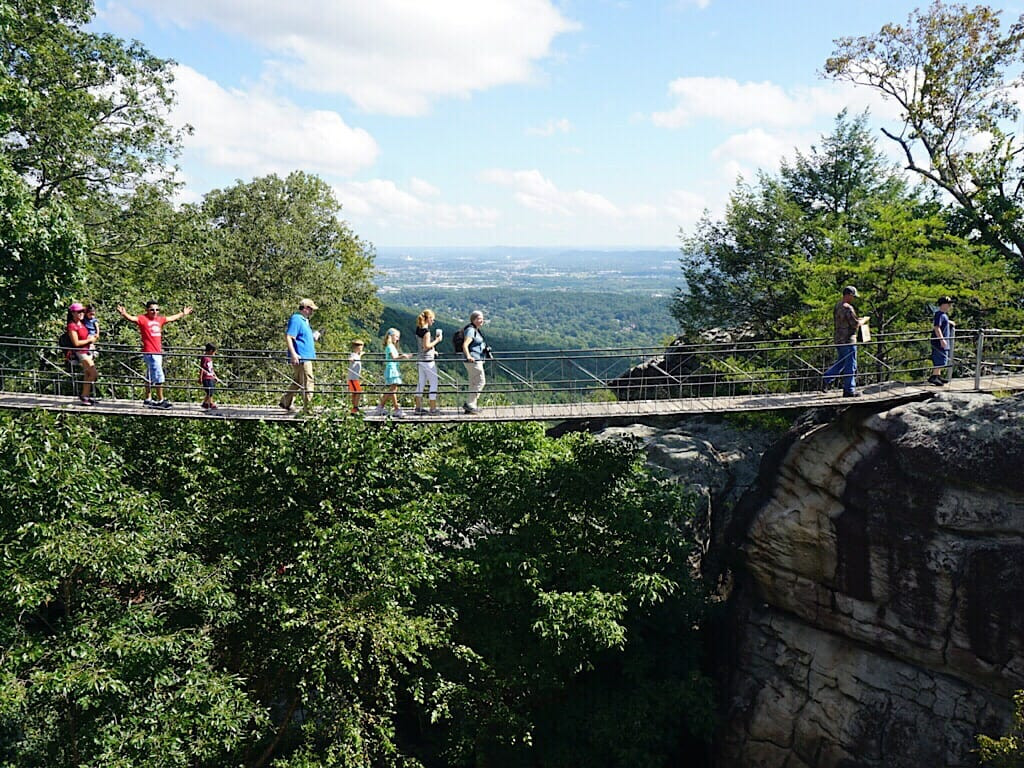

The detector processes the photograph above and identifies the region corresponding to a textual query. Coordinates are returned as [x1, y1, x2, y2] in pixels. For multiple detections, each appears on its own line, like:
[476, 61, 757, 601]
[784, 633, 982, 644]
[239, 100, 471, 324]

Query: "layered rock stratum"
[599, 393, 1024, 767]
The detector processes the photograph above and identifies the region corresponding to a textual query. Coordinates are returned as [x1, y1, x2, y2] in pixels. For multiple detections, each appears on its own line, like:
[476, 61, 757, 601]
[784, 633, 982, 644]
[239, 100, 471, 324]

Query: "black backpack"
[451, 323, 473, 355]
[57, 329, 73, 359]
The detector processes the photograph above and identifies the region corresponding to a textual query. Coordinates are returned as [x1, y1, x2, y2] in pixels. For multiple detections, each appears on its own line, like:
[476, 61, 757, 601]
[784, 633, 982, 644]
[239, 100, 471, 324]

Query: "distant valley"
[375, 247, 681, 351]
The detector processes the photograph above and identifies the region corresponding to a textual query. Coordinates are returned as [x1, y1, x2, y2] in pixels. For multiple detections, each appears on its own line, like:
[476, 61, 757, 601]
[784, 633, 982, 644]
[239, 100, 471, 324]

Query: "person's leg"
[143, 354, 157, 401]
[78, 355, 96, 400]
[415, 363, 426, 411]
[840, 344, 856, 394]
[300, 361, 315, 409]
[427, 363, 438, 410]
[280, 363, 302, 409]
[465, 361, 484, 408]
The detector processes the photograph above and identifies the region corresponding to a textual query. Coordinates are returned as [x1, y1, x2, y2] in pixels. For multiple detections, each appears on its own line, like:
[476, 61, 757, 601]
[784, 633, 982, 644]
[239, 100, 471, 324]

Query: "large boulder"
[719, 393, 1024, 767]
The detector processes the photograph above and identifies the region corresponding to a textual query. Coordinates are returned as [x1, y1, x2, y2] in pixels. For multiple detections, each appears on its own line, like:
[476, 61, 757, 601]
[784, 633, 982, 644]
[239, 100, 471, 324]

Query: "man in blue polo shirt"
[279, 298, 319, 411]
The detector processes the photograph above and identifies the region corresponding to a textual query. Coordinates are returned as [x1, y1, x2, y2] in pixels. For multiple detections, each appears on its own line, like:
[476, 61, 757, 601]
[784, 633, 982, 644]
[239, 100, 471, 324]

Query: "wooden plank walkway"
[1, 374, 1022, 423]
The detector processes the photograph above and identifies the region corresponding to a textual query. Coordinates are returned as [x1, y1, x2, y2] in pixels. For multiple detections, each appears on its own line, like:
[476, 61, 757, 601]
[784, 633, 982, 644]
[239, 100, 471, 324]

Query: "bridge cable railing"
[0, 328, 1021, 412]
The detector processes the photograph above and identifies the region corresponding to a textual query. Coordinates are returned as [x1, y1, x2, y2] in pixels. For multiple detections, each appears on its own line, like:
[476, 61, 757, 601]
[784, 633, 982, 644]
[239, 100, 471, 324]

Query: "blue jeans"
[824, 343, 857, 394]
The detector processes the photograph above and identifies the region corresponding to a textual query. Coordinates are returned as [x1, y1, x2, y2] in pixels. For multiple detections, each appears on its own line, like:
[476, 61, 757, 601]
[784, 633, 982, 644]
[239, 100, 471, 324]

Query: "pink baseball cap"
[69, 302, 85, 312]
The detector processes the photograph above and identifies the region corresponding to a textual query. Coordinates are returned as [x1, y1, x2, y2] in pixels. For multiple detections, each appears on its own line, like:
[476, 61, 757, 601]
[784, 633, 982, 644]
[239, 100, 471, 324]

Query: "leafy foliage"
[0, 0, 185, 259]
[978, 691, 1024, 767]
[825, 2, 1024, 268]
[0, 157, 87, 335]
[674, 110, 1024, 339]
[0, 412, 712, 767]
[87, 173, 382, 357]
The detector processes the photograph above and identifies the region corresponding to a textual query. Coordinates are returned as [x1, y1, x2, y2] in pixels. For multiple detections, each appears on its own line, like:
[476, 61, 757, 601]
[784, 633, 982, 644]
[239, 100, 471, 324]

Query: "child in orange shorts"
[347, 339, 364, 414]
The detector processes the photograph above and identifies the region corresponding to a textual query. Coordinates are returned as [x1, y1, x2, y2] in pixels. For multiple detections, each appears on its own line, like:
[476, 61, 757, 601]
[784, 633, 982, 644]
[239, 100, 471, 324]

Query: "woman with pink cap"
[66, 302, 98, 405]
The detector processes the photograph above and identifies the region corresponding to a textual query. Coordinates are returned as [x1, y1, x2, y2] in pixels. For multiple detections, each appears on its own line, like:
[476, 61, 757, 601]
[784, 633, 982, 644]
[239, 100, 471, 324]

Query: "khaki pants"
[280, 361, 315, 409]
[463, 360, 485, 408]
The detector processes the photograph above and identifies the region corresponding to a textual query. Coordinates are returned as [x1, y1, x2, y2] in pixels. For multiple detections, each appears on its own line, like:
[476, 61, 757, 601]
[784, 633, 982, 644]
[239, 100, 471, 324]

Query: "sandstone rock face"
[720, 393, 1024, 767]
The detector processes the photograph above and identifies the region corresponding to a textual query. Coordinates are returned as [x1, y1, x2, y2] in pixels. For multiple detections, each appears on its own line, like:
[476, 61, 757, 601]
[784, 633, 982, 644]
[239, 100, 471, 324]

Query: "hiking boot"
[928, 375, 945, 386]
[201, 401, 210, 409]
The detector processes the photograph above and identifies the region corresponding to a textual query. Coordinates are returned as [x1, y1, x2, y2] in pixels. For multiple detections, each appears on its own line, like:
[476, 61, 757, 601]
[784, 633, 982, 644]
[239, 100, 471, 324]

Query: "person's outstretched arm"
[165, 306, 193, 323]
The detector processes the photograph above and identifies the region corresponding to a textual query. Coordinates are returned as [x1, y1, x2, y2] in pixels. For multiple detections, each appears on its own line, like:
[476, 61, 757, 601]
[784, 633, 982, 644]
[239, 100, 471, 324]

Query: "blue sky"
[92, 0, 1024, 249]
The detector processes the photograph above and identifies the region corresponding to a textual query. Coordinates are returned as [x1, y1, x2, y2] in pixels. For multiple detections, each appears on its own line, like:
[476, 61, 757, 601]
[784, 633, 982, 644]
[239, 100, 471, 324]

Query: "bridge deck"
[2, 374, 1020, 423]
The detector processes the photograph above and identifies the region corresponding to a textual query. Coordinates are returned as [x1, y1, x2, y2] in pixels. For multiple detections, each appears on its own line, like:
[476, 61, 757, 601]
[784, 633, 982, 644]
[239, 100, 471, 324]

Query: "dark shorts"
[202, 381, 215, 397]
[931, 347, 950, 367]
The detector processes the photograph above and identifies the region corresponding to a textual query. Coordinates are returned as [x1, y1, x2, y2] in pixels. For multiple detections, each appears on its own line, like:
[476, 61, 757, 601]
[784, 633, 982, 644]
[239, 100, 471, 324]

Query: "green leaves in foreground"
[0, 413, 712, 767]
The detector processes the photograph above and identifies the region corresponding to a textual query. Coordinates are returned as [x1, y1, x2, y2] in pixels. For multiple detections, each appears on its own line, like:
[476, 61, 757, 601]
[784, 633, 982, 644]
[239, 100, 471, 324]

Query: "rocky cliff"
[599, 393, 1024, 767]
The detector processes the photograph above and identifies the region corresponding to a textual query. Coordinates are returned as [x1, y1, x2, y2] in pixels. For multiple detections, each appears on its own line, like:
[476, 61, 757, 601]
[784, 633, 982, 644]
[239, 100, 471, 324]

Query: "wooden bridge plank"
[1, 374, 1021, 423]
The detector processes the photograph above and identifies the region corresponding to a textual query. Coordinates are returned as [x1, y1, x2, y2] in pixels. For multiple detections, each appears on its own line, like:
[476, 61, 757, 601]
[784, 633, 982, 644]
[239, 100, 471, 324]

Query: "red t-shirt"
[67, 321, 89, 346]
[66, 321, 90, 358]
[135, 314, 168, 354]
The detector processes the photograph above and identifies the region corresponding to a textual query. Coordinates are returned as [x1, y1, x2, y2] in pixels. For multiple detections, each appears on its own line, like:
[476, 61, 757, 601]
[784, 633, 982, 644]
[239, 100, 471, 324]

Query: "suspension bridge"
[0, 329, 1022, 423]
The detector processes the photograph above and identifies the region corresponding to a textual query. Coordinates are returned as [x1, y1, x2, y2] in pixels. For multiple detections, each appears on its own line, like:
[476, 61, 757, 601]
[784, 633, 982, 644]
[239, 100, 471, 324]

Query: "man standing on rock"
[823, 286, 867, 398]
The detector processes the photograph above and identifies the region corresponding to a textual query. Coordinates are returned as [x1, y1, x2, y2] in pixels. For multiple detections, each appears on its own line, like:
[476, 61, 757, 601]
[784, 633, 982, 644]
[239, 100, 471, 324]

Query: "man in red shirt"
[117, 300, 193, 408]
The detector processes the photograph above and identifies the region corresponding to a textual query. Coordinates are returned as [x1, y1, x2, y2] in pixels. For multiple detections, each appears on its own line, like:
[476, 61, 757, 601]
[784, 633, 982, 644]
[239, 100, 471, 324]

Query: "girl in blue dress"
[373, 328, 412, 418]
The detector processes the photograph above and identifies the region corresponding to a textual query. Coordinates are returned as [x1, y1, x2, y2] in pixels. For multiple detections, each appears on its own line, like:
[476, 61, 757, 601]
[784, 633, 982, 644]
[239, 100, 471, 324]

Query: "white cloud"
[480, 168, 714, 236]
[651, 77, 901, 129]
[334, 179, 499, 230]
[527, 118, 572, 136]
[481, 168, 623, 217]
[128, 0, 578, 115]
[171, 65, 378, 177]
[711, 128, 806, 177]
[409, 177, 441, 198]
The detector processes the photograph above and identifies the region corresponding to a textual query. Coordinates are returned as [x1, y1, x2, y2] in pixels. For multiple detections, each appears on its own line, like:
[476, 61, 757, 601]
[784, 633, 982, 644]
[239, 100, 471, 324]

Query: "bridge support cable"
[0, 330, 1022, 420]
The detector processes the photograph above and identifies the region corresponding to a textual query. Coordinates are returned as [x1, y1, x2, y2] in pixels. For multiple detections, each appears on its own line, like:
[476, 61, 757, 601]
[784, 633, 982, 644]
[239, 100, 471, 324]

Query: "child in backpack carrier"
[199, 343, 221, 410]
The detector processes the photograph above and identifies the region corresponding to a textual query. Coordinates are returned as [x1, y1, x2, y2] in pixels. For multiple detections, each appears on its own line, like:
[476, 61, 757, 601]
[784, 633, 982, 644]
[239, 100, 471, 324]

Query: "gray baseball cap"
[843, 286, 858, 297]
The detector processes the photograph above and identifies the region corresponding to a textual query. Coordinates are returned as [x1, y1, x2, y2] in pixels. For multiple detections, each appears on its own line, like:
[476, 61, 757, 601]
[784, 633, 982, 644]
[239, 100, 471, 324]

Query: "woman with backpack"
[461, 310, 486, 414]
[413, 309, 442, 415]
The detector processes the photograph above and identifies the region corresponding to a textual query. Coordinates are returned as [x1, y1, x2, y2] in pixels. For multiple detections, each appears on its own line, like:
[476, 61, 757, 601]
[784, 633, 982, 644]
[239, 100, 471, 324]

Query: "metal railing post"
[974, 329, 985, 391]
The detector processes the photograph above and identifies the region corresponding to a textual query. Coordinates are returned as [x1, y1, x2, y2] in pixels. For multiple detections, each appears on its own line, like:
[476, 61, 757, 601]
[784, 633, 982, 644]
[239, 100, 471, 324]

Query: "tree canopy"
[0, 412, 713, 767]
[674, 110, 1024, 339]
[825, 1, 1024, 268]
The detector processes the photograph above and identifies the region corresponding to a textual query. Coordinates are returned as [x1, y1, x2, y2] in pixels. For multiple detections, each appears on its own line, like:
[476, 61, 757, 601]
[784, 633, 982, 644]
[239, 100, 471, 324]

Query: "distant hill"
[380, 288, 676, 352]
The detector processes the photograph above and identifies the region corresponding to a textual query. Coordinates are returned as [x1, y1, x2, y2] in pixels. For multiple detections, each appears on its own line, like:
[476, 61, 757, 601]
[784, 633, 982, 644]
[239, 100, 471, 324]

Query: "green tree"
[408, 424, 713, 767]
[0, 412, 261, 767]
[674, 111, 1024, 340]
[674, 173, 809, 335]
[1, 413, 713, 767]
[0, 0, 184, 227]
[978, 690, 1024, 767]
[0, 156, 86, 336]
[825, 2, 1024, 269]
[191, 172, 380, 351]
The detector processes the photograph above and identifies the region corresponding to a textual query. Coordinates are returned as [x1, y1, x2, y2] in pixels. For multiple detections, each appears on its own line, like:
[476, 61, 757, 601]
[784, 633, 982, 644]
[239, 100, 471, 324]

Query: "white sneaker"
[393, 409, 406, 418]
[372, 406, 385, 416]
